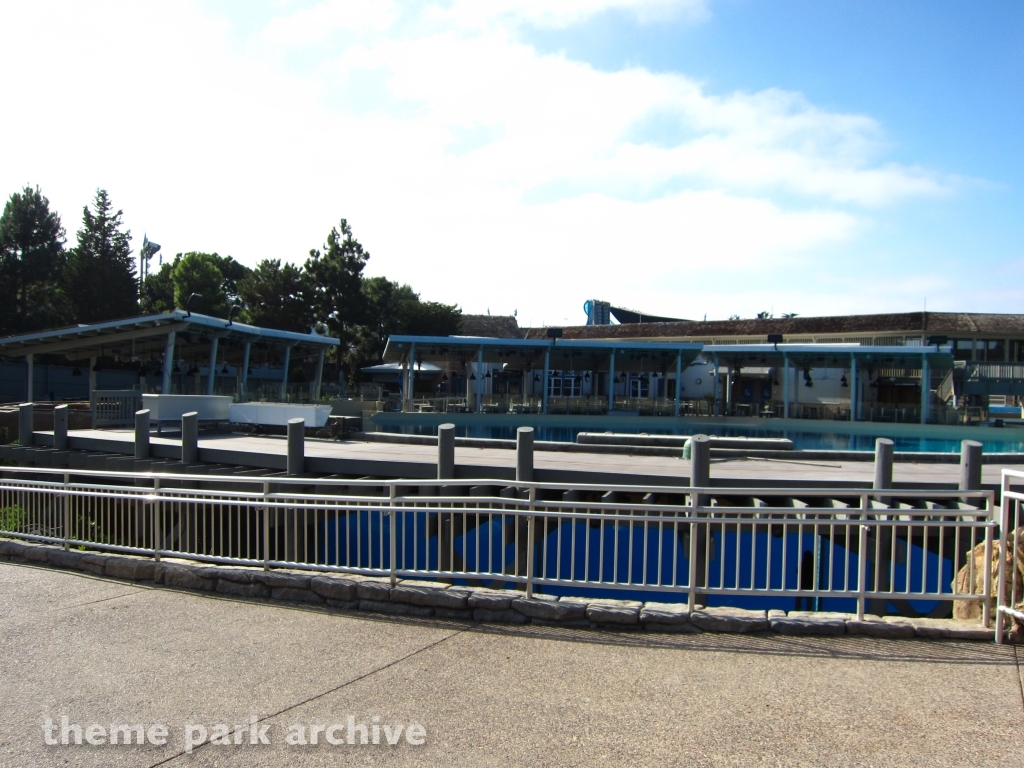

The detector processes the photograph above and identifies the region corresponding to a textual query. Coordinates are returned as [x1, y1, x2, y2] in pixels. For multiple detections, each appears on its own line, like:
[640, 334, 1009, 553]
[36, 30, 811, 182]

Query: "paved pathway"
[2, 561, 1022, 767]
[63, 429, 1024, 487]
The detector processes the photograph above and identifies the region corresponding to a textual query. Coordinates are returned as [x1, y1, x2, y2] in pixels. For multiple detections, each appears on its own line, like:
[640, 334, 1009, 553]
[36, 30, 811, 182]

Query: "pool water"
[380, 423, 1024, 453]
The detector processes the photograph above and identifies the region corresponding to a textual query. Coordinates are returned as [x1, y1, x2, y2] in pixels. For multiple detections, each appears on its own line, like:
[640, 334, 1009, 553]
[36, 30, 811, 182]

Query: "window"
[547, 373, 581, 397]
[980, 339, 1005, 362]
[629, 376, 649, 398]
[953, 339, 974, 362]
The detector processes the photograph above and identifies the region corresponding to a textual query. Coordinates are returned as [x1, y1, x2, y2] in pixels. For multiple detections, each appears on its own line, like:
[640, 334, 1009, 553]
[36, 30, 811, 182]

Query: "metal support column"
[543, 348, 550, 415]
[713, 355, 720, 416]
[206, 336, 219, 396]
[850, 354, 858, 421]
[920, 354, 930, 425]
[476, 345, 483, 413]
[312, 349, 325, 401]
[607, 349, 615, 413]
[89, 356, 98, 428]
[161, 331, 176, 394]
[280, 345, 292, 401]
[408, 342, 417, 411]
[783, 353, 790, 419]
[25, 353, 33, 401]
[673, 351, 682, 417]
[240, 342, 251, 401]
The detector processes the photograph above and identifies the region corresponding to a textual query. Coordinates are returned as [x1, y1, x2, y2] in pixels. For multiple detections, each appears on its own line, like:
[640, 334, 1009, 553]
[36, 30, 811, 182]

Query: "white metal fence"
[996, 469, 1024, 643]
[0, 466, 1000, 626]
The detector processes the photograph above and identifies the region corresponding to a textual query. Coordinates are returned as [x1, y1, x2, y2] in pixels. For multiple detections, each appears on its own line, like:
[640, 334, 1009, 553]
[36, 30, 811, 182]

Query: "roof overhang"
[0, 311, 339, 360]
[382, 335, 704, 373]
[700, 343, 954, 368]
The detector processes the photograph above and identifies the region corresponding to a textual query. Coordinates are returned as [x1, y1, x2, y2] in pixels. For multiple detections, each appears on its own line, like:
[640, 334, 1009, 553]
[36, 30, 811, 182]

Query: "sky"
[0, 0, 1021, 327]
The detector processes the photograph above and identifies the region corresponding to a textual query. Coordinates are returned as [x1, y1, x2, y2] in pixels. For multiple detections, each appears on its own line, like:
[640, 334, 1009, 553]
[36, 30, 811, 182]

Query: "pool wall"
[370, 411, 1024, 453]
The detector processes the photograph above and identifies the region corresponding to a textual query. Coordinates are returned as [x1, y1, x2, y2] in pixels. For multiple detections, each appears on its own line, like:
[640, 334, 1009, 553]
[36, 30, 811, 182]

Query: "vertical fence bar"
[687, 493, 698, 612]
[62, 472, 70, 551]
[996, 474, 1010, 644]
[153, 478, 162, 561]
[983, 523, 993, 629]
[857, 524, 868, 620]
[525, 487, 536, 598]
[389, 484, 398, 587]
[262, 481, 270, 571]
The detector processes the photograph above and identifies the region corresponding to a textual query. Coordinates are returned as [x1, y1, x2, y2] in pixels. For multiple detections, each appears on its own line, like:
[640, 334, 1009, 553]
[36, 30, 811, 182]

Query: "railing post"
[62, 472, 69, 551]
[262, 480, 271, 571]
[53, 404, 68, 451]
[389, 484, 398, 588]
[687, 491, 699, 613]
[996, 473, 1010, 643]
[153, 477, 162, 562]
[857, 524, 868, 620]
[525, 487, 536, 599]
[983, 524, 993, 630]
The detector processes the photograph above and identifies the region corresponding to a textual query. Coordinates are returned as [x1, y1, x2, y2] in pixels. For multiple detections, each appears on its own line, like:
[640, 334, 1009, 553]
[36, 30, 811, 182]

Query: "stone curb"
[0, 539, 996, 641]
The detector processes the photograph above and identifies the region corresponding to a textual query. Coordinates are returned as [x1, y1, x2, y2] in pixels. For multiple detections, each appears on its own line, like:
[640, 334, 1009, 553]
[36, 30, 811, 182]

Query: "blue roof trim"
[0, 311, 339, 349]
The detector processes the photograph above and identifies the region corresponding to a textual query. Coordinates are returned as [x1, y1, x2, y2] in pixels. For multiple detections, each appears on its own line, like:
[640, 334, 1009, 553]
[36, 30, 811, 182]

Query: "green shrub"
[0, 505, 26, 532]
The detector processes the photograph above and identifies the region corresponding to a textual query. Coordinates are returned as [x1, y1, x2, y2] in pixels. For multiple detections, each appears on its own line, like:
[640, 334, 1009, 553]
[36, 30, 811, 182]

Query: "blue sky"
[1, 1, 1021, 325]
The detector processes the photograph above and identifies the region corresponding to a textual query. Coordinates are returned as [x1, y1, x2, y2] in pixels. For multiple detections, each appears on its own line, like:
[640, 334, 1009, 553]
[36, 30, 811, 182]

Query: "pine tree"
[303, 219, 370, 343]
[65, 189, 137, 323]
[0, 185, 68, 334]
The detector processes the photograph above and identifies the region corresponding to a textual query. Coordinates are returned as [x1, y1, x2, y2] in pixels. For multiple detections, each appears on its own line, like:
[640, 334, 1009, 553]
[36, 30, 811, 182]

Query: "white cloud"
[435, 0, 709, 30]
[262, 0, 400, 45]
[0, 0, 960, 324]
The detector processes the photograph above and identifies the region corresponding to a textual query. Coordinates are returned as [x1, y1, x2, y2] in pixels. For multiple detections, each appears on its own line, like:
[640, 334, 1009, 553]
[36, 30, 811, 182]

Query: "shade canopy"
[382, 335, 704, 374]
[0, 311, 338, 367]
[700, 343, 954, 370]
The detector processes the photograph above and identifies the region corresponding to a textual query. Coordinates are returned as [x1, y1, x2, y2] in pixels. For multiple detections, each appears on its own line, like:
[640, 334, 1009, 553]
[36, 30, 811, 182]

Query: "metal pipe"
[206, 336, 219, 396]
[850, 354, 858, 421]
[783, 353, 790, 419]
[25, 353, 33, 401]
[240, 342, 251, 402]
[312, 349, 325, 401]
[543, 348, 550, 415]
[607, 349, 614, 413]
[476, 345, 483, 413]
[161, 331, 176, 394]
[280, 345, 292, 401]
[674, 351, 682, 417]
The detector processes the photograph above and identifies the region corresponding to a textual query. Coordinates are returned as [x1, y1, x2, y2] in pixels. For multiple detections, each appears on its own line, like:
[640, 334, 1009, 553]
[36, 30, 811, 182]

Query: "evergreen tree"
[345, 276, 460, 384]
[171, 252, 231, 317]
[0, 185, 68, 334]
[140, 260, 175, 314]
[65, 189, 137, 323]
[238, 259, 312, 332]
[303, 219, 369, 344]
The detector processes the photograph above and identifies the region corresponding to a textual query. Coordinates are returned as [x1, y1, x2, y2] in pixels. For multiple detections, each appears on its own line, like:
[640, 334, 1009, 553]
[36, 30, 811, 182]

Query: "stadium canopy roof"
[382, 335, 704, 373]
[0, 311, 338, 365]
[700, 343, 954, 370]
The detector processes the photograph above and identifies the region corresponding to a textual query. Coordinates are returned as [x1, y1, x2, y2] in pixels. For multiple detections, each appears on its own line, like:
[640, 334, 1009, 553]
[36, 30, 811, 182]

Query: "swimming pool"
[375, 420, 1024, 453]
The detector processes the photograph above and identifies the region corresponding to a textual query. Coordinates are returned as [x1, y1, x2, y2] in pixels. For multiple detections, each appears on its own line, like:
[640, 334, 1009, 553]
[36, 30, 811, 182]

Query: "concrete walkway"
[56, 428, 1024, 487]
[2, 561, 1022, 767]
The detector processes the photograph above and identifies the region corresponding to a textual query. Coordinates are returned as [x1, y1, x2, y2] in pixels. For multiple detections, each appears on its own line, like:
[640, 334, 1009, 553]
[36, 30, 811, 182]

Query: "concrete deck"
[52, 428, 1024, 488]
[2, 560, 1022, 767]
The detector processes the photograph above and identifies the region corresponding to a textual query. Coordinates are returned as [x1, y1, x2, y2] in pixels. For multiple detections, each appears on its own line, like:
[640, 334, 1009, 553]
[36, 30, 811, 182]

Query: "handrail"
[0, 465, 1001, 631]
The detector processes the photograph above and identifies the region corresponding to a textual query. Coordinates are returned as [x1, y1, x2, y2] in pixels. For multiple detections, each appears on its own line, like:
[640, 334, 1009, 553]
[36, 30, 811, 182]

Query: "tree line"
[0, 185, 461, 383]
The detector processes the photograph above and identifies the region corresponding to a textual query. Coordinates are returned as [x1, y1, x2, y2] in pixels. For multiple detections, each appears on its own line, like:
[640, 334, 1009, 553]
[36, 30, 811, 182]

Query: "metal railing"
[90, 390, 142, 428]
[0, 466, 998, 623]
[996, 470, 1024, 643]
